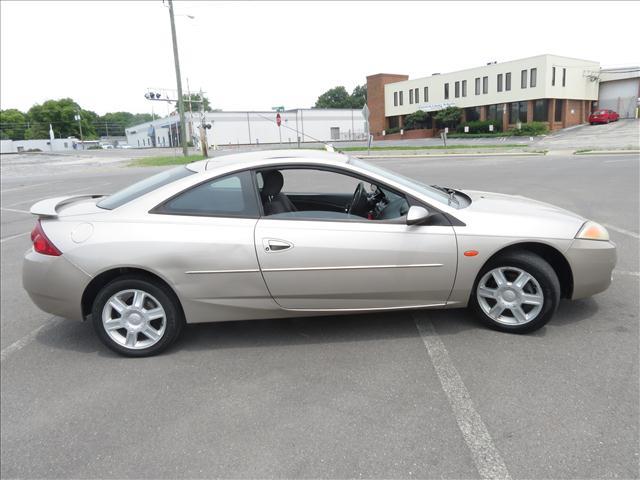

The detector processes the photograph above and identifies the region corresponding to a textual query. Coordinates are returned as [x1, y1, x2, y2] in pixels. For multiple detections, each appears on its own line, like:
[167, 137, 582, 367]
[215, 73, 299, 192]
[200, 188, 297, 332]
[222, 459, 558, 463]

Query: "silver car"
[23, 150, 616, 356]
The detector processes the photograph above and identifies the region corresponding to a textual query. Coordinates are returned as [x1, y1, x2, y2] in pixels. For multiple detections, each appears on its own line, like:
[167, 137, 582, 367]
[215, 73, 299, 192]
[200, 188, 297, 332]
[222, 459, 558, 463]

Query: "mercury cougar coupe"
[23, 150, 616, 356]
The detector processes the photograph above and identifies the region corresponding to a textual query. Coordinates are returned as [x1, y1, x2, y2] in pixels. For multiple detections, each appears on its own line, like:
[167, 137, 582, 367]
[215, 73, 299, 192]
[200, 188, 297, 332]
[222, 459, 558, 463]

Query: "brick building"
[367, 54, 602, 140]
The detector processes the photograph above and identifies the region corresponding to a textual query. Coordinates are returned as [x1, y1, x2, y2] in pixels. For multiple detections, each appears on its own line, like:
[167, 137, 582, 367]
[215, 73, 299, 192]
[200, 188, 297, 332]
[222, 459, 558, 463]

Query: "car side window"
[256, 167, 409, 222]
[155, 171, 259, 218]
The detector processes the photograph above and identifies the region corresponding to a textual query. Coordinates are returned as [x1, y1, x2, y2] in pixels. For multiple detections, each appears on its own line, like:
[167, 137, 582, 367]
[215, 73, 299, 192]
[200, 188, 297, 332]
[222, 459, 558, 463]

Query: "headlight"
[576, 221, 610, 241]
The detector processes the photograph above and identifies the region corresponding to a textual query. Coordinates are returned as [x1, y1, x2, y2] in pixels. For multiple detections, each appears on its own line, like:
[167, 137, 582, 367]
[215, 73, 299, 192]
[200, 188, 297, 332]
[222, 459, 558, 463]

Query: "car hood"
[455, 189, 586, 240]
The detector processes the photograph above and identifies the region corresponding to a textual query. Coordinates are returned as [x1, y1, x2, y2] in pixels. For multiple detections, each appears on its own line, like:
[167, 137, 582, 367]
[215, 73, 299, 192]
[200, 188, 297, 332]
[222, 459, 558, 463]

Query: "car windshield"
[349, 158, 455, 206]
[97, 166, 195, 210]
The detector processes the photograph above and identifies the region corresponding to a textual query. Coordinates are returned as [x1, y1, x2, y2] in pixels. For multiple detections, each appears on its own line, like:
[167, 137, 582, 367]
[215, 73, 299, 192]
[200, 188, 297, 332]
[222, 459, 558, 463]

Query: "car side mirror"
[406, 205, 430, 225]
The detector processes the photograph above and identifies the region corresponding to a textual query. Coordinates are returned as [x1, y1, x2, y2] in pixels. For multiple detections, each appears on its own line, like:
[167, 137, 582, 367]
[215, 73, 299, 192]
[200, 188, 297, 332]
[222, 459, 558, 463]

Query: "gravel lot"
[1, 150, 638, 479]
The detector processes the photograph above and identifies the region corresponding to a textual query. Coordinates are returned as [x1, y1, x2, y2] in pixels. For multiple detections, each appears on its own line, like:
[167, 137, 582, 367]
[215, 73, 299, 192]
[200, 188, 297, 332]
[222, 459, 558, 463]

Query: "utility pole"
[168, 0, 188, 157]
[75, 111, 84, 149]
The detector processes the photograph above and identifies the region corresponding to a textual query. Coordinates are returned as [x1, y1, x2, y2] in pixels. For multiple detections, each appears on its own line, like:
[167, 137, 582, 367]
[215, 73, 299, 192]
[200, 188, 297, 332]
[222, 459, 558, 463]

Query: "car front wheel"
[470, 251, 560, 333]
[92, 275, 184, 357]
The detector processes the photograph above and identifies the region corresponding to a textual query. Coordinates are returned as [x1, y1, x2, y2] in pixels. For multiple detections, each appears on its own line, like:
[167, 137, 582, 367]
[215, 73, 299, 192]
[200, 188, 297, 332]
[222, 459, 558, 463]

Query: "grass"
[340, 144, 523, 152]
[129, 154, 205, 167]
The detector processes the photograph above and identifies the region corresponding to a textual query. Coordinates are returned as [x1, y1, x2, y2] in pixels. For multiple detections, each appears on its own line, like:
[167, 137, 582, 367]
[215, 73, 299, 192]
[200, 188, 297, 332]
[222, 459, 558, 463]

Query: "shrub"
[434, 106, 462, 128]
[384, 126, 401, 135]
[457, 120, 501, 134]
[404, 110, 429, 130]
[509, 121, 548, 136]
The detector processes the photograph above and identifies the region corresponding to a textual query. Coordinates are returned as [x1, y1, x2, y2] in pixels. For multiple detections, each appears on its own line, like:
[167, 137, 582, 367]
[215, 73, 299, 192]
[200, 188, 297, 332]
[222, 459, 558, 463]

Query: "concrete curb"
[574, 150, 640, 156]
[353, 151, 547, 159]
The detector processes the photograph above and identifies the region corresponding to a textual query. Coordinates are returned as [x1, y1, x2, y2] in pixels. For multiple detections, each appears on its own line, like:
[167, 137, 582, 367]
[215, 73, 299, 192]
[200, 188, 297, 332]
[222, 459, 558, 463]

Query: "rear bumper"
[566, 239, 617, 299]
[22, 249, 91, 321]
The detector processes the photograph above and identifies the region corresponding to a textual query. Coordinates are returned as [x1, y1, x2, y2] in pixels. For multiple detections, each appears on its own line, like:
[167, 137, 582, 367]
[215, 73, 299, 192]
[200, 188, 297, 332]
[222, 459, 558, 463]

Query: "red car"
[589, 109, 620, 124]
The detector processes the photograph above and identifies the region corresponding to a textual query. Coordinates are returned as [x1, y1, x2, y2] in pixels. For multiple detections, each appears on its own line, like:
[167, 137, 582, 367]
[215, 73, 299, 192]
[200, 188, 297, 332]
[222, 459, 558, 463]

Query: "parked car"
[23, 150, 616, 356]
[117, 144, 133, 149]
[589, 109, 620, 124]
[100, 144, 114, 149]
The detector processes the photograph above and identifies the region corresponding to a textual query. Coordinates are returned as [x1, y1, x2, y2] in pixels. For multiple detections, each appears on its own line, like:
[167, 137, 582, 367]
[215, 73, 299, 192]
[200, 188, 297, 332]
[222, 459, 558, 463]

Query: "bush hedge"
[508, 121, 548, 136]
[456, 120, 502, 134]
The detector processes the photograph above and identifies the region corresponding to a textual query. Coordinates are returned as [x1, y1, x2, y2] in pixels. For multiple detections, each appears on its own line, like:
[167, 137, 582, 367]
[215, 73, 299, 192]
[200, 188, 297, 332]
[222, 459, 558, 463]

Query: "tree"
[0, 109, 27, 140]
[349, 84, 367, 108]
[434, 106, 462, 128]
[404, 110, 429, 130]
[182, 93, 214, 112]
[24, 98, 97, 140]
[93, 112, 154, 137]
[314, 86, 352, 109]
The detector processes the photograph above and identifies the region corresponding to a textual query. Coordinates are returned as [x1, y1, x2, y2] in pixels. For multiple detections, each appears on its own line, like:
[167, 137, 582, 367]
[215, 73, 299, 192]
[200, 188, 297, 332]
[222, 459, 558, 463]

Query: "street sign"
[276, 113, 282, 127]
[361, 104, 370, 120]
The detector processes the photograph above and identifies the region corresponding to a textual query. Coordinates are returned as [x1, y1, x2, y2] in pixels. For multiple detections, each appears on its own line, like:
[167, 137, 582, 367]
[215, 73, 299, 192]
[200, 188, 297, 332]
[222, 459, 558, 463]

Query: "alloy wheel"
[101, 289, 167, 350]
[476, 266, 544, 326]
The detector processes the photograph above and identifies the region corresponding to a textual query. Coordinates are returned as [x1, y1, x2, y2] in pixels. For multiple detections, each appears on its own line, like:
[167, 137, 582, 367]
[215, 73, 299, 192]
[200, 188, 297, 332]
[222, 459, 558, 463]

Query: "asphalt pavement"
[1, 151, 638, 479]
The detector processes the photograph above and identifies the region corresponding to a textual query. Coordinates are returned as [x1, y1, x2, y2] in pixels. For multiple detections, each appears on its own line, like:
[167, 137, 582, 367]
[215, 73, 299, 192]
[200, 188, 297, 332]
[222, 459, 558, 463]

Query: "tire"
[469, 251, 560, 333]
[92, 275, 184, 357]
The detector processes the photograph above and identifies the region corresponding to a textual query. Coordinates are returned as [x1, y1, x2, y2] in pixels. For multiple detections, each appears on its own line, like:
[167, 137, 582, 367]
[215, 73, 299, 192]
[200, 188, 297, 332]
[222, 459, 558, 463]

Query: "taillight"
[30, 220, 61, 256]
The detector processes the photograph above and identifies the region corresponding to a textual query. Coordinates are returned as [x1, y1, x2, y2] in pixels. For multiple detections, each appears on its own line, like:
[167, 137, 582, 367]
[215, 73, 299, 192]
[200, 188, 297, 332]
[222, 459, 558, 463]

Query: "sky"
[1, 0, 639, 116]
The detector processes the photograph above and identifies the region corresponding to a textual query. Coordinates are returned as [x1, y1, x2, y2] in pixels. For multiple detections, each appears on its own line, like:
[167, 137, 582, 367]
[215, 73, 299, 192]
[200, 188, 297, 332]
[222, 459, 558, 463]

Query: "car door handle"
[263, 239, 293, 252]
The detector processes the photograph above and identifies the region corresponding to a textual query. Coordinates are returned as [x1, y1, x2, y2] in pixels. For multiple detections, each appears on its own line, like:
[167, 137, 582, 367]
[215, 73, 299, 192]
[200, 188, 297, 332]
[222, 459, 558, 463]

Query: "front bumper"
[22, 249, 91, 321]
[565, 239, 617, 299]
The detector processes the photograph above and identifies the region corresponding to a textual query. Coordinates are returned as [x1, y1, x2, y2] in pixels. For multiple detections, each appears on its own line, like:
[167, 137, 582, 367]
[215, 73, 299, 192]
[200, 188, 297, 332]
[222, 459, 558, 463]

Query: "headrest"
[261, 170, 284, 197]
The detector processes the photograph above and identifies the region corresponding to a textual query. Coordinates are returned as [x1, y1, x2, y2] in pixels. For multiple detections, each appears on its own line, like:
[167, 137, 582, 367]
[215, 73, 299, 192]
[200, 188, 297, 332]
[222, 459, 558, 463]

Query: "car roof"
[185, 149, 351, 174]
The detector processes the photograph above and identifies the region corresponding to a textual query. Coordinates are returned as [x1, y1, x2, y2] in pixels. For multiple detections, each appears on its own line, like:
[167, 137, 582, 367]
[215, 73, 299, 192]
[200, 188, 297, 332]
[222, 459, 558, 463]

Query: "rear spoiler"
[30, 195, 105, 218]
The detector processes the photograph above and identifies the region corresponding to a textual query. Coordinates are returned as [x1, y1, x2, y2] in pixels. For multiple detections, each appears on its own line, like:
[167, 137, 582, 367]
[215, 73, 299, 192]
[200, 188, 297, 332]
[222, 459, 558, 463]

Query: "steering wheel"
[347, 182, 369, 216]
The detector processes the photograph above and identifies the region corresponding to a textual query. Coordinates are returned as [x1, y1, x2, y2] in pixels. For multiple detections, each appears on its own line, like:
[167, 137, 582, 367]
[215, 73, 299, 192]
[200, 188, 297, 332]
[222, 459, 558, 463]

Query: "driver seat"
[260, 170, 298, 216]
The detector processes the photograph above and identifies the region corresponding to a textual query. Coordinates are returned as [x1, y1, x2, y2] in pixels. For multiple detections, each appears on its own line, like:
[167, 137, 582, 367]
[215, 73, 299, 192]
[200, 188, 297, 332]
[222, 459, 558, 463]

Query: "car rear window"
[97, 166, 195, 210]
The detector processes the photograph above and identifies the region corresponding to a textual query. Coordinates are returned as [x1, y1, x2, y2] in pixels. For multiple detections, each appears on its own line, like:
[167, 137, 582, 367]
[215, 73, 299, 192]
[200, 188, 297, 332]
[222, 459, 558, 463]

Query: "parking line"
[602, 223, 640, 240]
[413, 313, 511, 480]
[0, 231, 29, 244]
[1, 207, 31, 214]
[1, 181, 61, 194]
[0, 317, 62, 363]
[615, 270, 640, 277]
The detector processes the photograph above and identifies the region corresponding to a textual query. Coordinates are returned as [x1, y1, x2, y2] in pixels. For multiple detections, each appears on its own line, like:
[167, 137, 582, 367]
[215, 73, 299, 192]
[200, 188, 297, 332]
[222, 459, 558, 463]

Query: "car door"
[148, 170, 273, 322]
[252, 167, 458, 311]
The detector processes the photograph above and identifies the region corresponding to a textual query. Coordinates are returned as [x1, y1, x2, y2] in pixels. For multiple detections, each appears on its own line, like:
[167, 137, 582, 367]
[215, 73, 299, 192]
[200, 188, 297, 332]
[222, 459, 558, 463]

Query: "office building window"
[487, 104, 498, 122]
[552, 67, 556, 86]
[497, 74, 503, 92]
[482, 76, 488, 94]
[521, 70, 527, 88]
[399, 91, 403, 105]
[444, 83, 449, 99]
[530, 68, 537, 88]
[533, 99, 548, 121]
[555, 99, 563, 122]
[394, 92, 398, 106]
[562, 68, 566, 87]
[462, 80, 467, 97]
[454, 81, 460, 98]
[414, 88, 419, 103]
[424, 86, 429, 102]
[465, 107, 480, 121]
[509, 101, 528, 123]
[409, 89, 414, 104]
[475, 77, 480, 95]
[505, 72, 511, 91]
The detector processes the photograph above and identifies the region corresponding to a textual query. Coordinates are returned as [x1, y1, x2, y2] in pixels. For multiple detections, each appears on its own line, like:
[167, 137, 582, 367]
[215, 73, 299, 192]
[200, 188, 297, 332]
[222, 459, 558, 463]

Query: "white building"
[125, 108, 367, 149]
[598, 67, 640, 118]
[367, 54, 604, 138]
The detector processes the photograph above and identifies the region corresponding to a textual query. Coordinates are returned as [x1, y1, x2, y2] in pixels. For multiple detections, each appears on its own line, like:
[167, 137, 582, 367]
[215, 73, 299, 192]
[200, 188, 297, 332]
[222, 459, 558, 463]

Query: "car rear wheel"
[92, 275, 184, 357]
[470, 251, 560, 333]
